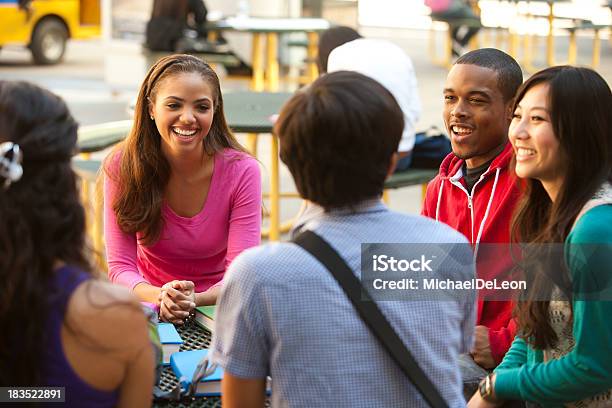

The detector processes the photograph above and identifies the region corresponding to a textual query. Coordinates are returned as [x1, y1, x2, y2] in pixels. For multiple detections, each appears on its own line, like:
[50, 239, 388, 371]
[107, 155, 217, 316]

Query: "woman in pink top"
[104, 54, 261, 323]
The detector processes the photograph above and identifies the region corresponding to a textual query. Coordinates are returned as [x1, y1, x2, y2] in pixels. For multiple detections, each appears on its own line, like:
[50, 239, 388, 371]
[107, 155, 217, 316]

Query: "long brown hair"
[0, 81, 91, 385]
[511, 66, 612, 349]
[105, 54, 246, 246]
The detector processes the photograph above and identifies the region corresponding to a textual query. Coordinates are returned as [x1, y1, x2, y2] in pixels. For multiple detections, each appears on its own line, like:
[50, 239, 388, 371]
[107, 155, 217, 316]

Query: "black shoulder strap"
[293, 230, 449, 408]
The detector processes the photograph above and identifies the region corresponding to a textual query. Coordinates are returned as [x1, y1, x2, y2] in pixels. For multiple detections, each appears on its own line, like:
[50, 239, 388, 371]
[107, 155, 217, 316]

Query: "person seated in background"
[0, 81, 154, 407]
[103, 54, 261, 324]
[322, 28, 422, 171]
[426, 0, 481, 57]
[316, 26, 363, 75]
[145, 0, 252, 76]
[318, 26, 450, 171]
[209, 71, 476, 407]
[469, 66, 612, 407]
[422, 48, 524, 397]
[146, 0, 210, 52]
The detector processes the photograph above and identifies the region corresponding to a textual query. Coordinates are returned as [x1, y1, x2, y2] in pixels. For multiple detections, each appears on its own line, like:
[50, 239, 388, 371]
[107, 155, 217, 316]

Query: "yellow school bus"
[0, 0, 101, 64]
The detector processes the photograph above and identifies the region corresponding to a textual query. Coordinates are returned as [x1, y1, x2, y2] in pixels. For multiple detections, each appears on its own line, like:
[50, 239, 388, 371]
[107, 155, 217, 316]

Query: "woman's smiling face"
[509, 82, 565, 187]
[149, 71, 215, 157]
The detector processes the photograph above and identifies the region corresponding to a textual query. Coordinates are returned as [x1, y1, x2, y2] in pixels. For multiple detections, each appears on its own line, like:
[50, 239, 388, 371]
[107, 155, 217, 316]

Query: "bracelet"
[478, 374, 498, 403]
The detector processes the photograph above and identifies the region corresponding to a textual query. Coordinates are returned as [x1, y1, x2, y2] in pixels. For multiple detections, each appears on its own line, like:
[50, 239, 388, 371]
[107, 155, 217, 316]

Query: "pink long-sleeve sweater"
[104, 148, 261, 292]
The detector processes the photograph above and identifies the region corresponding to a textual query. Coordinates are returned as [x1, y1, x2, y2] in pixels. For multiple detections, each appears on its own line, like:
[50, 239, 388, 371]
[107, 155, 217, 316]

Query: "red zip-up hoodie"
[421, 142, 520, 364]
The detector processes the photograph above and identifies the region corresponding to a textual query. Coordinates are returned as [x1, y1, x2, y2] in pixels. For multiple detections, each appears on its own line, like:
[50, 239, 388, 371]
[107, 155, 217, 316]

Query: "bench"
[383, 168, 438, 205]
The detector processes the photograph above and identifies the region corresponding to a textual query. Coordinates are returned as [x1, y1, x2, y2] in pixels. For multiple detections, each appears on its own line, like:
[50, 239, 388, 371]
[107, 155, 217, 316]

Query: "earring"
[150, 115, 154, 121]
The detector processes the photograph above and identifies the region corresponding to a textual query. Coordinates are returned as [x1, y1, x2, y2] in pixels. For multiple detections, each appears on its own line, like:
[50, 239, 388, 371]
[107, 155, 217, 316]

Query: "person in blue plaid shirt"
[209, 71, 476, 407]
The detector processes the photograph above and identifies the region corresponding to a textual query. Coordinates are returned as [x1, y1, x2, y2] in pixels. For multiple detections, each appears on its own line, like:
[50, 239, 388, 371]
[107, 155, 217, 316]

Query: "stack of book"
[157, 323, 183, 365]
[170, 349, 223, 396]
[171, 349, 272, 397]
[194, 305, 216, 333]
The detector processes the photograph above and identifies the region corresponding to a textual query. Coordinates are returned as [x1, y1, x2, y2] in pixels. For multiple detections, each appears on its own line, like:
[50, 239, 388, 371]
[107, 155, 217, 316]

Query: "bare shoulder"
[67, 279, 151, 354]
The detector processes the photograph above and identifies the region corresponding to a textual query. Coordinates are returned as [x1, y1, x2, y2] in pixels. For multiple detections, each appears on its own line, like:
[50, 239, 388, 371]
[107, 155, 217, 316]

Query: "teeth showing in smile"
[516, 147, 536, 157]
[452, 126, 472, 135]
[172, 128, 197, 137]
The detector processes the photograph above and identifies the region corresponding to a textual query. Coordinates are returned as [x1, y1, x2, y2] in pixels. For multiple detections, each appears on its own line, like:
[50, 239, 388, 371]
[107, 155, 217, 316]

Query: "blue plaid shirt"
[210, 199, 476, 407]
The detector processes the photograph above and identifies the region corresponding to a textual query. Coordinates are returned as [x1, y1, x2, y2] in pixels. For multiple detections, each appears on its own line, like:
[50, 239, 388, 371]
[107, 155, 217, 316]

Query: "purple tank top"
[42, 265, 119, 407]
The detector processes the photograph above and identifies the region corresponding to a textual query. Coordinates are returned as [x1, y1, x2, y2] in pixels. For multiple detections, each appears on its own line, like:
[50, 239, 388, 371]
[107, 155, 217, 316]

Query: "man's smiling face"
[443, 64, 513, 168]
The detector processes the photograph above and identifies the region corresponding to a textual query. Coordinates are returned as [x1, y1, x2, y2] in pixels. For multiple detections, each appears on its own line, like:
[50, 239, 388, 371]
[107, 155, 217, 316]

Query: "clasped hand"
[471, 325, 496, 369]
[158, 280, 196, 324]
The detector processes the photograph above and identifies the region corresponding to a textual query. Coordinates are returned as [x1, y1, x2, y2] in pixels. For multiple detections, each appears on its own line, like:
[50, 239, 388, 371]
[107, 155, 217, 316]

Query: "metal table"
[206, 17, 331, 91]
[223, 91, 293, 241]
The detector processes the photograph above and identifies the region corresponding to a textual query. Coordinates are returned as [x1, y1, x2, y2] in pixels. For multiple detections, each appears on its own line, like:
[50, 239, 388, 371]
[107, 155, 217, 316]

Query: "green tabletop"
[223, 91, 292, 133]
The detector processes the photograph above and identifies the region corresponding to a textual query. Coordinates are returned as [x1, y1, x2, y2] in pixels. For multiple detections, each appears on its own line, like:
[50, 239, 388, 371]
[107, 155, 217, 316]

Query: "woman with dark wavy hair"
[469, 66, 612, 406]
[103, 54, 261, 323]
[0, 81, 154, 406]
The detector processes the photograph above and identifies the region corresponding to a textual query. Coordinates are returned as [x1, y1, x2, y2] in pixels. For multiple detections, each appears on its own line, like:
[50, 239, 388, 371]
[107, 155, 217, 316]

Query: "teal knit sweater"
[494, 205, 612, 407]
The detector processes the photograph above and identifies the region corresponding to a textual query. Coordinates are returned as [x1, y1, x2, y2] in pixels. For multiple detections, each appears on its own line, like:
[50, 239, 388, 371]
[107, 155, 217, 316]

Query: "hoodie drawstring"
[435, 179, 445, 222]
[473, 168, 500, 260]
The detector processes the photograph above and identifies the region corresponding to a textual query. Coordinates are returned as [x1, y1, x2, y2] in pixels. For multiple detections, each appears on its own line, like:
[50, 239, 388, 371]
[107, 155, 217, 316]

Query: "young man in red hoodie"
[422, 48, 523, 396]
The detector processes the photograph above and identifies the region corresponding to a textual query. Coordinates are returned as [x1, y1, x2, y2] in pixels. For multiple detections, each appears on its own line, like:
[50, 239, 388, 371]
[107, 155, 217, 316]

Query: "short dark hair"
[456, 48, 523, 102]
[275, 71, 403, 210]
[317, 26, 362, 74]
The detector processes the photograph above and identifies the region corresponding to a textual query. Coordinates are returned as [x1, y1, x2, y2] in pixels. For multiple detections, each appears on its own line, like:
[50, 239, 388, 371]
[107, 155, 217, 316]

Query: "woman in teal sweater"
[468, 66, 612, 407]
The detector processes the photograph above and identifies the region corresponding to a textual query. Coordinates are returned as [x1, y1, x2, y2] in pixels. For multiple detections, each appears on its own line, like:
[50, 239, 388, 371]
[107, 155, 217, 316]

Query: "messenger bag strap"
[293, 230, 448, 408]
